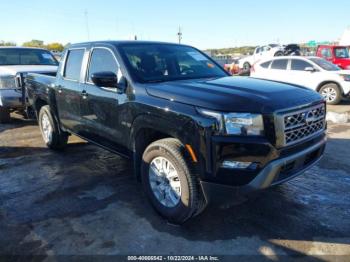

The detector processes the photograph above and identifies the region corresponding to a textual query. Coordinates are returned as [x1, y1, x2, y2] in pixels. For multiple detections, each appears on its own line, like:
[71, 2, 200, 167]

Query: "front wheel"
[319, 83, 342, 105]
[38, 105, 68, 150]
[141, 138, 206, 224]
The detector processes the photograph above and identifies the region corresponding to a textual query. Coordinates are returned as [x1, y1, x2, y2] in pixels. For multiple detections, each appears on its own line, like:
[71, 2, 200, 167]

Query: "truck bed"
[25, 73, 56, 113]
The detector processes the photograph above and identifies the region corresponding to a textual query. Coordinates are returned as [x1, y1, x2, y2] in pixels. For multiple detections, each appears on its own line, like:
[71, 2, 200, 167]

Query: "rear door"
[79, 45, 129, 155]
[288, 58, 320, 90]
[56, 48, 87, 133]
[263, 58, 289, 82]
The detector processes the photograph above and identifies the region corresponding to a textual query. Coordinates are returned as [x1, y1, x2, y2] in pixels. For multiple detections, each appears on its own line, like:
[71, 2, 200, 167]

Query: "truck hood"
[0, 65, 57, 76]
[145, 77, 322, 113]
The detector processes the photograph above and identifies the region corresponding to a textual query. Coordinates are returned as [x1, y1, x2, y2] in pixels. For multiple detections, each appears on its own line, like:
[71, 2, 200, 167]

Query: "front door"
[79, 46, 129, 155]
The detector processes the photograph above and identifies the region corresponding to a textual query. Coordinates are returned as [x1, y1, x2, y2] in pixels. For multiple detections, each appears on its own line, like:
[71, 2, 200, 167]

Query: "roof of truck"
[69, 40, 185, 48]
[0, 46, 50, 51]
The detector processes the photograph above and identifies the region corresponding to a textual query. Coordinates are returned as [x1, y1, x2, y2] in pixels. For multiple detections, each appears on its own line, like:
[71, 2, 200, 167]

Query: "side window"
[270, 59, 288, 70]
[64, 49, 85, 81]
[255, 47, 261, 54]
[88, 48, 119, 82]
[321, 48, 332, 58]
[291, 59, 312, 71]
[260, 61, 272, 68]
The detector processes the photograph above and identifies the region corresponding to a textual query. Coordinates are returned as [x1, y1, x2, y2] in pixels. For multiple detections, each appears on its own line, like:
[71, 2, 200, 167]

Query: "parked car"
[239, 44, 284, 71]
[0, 47, 58, 123]
[26, 41, 326, 223]
[316, 45, 350, 69]
[251, 56, 350, 104]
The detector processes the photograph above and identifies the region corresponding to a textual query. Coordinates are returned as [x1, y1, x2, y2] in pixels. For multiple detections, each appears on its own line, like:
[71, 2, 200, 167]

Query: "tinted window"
[271, 59, 288, 70]
[309, 58, 340, 71]
[88, 48, 118, 82]
[260, 61, 271, 68]
[0, 48, 58, 66]
[64, 49, 85, 81]
[321, 48, 332, 58]
[334, 47, 349, 58]
[119, 44, 226, 83]
[291, 59, 312, 71]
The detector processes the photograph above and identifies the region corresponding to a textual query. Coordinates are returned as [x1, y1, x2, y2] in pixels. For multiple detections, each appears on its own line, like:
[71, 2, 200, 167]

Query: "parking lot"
[0, 102, 350, 260]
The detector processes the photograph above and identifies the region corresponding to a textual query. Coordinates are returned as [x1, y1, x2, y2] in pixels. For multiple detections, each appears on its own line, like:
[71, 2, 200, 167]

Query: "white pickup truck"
[0, 47, 58, 123]
[239, 44, 284, 71]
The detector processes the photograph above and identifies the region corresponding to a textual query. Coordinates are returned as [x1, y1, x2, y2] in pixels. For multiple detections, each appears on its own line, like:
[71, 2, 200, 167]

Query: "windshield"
[309, 58, 341, 71]
[119, 44, 227, 83]
[334, 47, 350, 58]
[0, 48, 58, 66]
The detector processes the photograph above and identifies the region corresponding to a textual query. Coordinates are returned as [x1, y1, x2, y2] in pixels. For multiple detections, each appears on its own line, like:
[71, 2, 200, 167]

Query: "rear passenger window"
[260, 61, 271, 68]
[88, 48, 118, 82]
[64, 49, 85, 81]
[291, 59, 312, 71]
[271, 59, 288, 70]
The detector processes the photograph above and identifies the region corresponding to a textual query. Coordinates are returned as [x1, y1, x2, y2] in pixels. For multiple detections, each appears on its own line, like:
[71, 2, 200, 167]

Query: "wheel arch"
[316, 81, 344, 95]
[129, 114, 197, 180]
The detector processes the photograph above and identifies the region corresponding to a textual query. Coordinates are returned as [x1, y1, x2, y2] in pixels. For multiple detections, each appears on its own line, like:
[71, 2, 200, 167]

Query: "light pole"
[177, 26, 182, 44]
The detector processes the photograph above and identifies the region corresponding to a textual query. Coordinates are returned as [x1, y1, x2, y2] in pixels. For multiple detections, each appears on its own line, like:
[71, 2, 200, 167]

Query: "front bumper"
[200, 136, 326, 204]
[0, 89, 23, 108]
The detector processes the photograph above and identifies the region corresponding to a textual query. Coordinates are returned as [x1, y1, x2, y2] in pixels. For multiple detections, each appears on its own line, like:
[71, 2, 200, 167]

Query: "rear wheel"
[243, 62, 251, 72]
[38, 105, 68, 150]
[141, 138, 206, 224]
[0, 106, 11, 124]
[274, 51, 284, 56]
[319, 83, 342, 105]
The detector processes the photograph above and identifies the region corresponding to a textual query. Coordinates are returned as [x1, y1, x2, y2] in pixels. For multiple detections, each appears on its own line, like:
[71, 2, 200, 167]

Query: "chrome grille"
[282, 104, 326, 146]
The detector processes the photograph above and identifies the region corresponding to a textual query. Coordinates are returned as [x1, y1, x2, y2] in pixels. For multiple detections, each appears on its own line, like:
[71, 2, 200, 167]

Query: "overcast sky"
[1, 0, 349, 49]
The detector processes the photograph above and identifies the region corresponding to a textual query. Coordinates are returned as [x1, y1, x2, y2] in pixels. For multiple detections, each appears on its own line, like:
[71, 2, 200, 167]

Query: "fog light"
[221, 161, 253, 169]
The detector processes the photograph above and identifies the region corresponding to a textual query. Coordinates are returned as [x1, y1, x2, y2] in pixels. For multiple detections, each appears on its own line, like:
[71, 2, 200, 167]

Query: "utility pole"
[177, 26, 182, 44]
[84, 10, 90, 41]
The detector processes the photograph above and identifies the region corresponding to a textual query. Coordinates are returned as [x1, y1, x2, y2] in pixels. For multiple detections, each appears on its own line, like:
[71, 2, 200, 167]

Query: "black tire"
[243, 62, 251, 71]
[0, 106, 11, 124]
[319, 83, 342, 105]
[38, 105, 68, 150]
[141, 138, 206, 224]
[274, 51, 284, 56]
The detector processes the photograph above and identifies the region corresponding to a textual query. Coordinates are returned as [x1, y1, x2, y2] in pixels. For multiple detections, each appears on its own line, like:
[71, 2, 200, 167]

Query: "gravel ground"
[0, 109, 350, 261]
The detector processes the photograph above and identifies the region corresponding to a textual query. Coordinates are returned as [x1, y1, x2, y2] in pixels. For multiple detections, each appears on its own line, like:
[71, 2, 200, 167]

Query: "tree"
[0, 41, 16, 46]
[46, 42, 64, 52]
[22, 40, 44, 48]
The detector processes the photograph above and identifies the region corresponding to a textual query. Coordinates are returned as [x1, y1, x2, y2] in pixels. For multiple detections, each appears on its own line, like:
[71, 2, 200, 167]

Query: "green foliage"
[0, 41, 16, 46]
[22, 39, 45, 48]
[207, 46, 257, 56]
[46, 42, 64, 52]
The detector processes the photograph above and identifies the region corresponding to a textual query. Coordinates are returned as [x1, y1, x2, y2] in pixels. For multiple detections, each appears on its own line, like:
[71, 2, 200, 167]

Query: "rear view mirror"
[304, 67, 316, 72]
[91, 71, 118, 87]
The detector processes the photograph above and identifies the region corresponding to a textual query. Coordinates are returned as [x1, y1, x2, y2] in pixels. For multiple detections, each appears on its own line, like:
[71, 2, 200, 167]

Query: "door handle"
[81, 90, 88, 99]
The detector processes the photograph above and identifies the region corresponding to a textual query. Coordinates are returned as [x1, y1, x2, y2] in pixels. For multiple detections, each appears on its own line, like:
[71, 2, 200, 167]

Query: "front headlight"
[340, 74, 350, 82]
[0, 75, 17, 89]
[197, 108, 264, 136]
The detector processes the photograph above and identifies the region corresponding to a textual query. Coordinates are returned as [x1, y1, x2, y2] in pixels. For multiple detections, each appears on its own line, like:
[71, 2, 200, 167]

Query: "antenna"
[177, 26, 182, 44]
[84, 10, 90, 41]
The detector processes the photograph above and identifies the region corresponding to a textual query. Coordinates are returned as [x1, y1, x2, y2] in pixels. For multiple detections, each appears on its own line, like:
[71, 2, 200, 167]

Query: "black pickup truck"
[26, 41, 327, 223]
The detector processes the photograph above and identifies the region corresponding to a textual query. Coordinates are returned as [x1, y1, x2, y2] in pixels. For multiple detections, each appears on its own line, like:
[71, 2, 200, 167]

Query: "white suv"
[251, 56, 350, 104]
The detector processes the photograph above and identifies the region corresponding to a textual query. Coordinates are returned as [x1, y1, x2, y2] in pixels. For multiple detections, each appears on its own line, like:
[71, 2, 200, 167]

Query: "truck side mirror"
[91, 72, 118, 88]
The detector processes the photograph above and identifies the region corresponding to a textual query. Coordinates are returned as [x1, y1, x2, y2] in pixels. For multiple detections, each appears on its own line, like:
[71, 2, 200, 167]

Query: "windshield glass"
[0, 48, 58, 66]
[334, 47, 350, 58]
[309, 58, 341, 71]
[119, 44, 227, 83]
